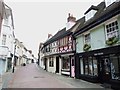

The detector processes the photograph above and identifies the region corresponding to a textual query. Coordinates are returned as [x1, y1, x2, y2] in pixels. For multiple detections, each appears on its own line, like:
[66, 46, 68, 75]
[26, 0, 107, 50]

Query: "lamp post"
[12, 41, 16, 73]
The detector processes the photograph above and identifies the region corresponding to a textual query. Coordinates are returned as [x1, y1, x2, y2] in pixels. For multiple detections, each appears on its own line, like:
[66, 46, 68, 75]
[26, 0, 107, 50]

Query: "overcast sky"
[4, 0, 103, 58]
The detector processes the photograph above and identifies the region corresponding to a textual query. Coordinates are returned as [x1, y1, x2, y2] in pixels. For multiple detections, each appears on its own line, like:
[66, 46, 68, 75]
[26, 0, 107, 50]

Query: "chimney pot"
[48, 34, 52, 39]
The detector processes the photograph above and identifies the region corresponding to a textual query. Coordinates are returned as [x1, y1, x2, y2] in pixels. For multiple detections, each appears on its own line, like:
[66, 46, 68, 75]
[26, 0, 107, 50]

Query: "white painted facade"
[26, 51, 32, 64]
[22, 47, 27, 64]
[39, 43, 45, 69]
[0, 4, 14, 75]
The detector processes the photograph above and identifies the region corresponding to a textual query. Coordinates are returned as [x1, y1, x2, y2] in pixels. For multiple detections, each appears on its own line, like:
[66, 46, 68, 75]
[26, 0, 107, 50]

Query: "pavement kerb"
[36, 64, 105, 88]
[2, 65, 21, 88]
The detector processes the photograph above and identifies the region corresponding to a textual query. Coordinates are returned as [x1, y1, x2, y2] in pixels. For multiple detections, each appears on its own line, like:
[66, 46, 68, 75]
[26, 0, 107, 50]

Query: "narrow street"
[2, 63, 104, 88]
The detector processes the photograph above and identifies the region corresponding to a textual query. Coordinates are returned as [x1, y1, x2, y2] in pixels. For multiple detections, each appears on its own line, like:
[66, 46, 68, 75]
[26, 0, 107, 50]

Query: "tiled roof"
[43, 17, 85, 46]
[74, 1, 120, 36]
[43, 28, 69, 46]
[84, 5, 99, 14]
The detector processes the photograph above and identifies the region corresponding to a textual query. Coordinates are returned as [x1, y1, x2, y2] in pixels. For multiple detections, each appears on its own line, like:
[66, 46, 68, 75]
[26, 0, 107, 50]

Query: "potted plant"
[83, 43, 91, 51]
[106, 36, 119, 46]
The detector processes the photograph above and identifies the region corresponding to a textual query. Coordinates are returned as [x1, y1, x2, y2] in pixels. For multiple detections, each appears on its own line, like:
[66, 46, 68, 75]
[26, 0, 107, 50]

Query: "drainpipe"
[12, 41, 16, 73]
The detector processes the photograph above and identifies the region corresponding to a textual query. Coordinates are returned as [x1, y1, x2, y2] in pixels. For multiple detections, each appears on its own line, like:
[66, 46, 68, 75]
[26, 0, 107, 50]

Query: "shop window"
[84, 58, 88, 75]
[80, 58, 84, 74]
[110, 55, 120, 80]
[49, 58, 54, 67]
[88, 57, 93, 76]
[62, 57, 70, 70]
[80, 57, 98, 76]
[93, 57, 98, 76]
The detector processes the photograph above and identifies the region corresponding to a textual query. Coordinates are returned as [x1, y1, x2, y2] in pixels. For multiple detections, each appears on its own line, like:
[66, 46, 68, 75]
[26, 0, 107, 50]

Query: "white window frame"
[105, 20, 119, 40]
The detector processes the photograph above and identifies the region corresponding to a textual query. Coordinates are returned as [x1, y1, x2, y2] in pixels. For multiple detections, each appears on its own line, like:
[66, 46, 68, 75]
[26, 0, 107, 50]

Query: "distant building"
[0, 0, 5, 36]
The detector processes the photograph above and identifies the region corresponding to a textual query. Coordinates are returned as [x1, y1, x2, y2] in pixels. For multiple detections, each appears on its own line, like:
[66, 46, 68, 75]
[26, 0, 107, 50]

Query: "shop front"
[60, 54, 75, 77]
[61, 56, 70, 76]
[75, 45, 120, 89]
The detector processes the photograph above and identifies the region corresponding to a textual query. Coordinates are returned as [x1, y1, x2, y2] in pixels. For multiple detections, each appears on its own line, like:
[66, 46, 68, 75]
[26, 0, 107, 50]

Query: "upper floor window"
[105, 20, 119, 39]
[85, 10, 97, 21]
[84, 33, 90, 44]
[64, 37, 68, 45]
[105, 0, 117, 7]
[4, 18, 9, 25]
[60, 38, 64, 46]
[2, 34, 7, 45]
[53, 42, 55, 46]
[68, 36, 72, 43]
[46, 45, 50, 52]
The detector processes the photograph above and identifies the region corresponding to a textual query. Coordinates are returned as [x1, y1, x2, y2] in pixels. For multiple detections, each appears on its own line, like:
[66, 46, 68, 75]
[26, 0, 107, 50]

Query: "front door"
[44, 58, 47, 71]
[71, 57, 75, 77]
[99, 56, 111, 83]
[56, 57, 59, 73]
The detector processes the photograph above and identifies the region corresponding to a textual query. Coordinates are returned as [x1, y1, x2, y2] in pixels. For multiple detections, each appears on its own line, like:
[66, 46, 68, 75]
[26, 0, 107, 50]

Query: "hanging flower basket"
[83, 43, 91, 51]
[106, 36, 119, 46]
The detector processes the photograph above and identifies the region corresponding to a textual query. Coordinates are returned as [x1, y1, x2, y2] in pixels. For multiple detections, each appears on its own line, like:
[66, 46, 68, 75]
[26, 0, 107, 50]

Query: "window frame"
[2, 34, 7, 45]
[84, 33, 91, 44]
[85, 10, 97, 21]
[80, 56, 98, 76]
[105, 20, 119, 40]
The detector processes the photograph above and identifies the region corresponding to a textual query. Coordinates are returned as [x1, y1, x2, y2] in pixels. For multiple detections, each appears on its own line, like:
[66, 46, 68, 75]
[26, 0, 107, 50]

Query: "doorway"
[71, 56, 75, 77]
[56, 57, 59, 73]
[99, 56, 111, 83]
[44, 58, 47, 71]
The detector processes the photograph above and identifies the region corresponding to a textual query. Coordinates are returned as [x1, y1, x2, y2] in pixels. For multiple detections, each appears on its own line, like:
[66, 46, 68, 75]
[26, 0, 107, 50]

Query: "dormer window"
[85, 10, 97, 21]
[105, 0, 117, 7]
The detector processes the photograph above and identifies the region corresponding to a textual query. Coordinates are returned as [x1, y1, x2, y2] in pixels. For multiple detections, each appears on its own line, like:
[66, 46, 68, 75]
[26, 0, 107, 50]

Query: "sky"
[4, 0, 103, 58]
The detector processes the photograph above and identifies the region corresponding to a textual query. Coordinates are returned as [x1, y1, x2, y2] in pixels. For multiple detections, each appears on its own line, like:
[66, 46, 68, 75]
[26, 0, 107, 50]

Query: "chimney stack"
[66, 13, 76, 30]
[67, 13, 76, 22]
[48, 34, 52, 39]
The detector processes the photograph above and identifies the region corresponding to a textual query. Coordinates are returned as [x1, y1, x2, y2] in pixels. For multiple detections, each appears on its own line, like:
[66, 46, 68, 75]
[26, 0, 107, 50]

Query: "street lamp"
[12, 40, 16, 73]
